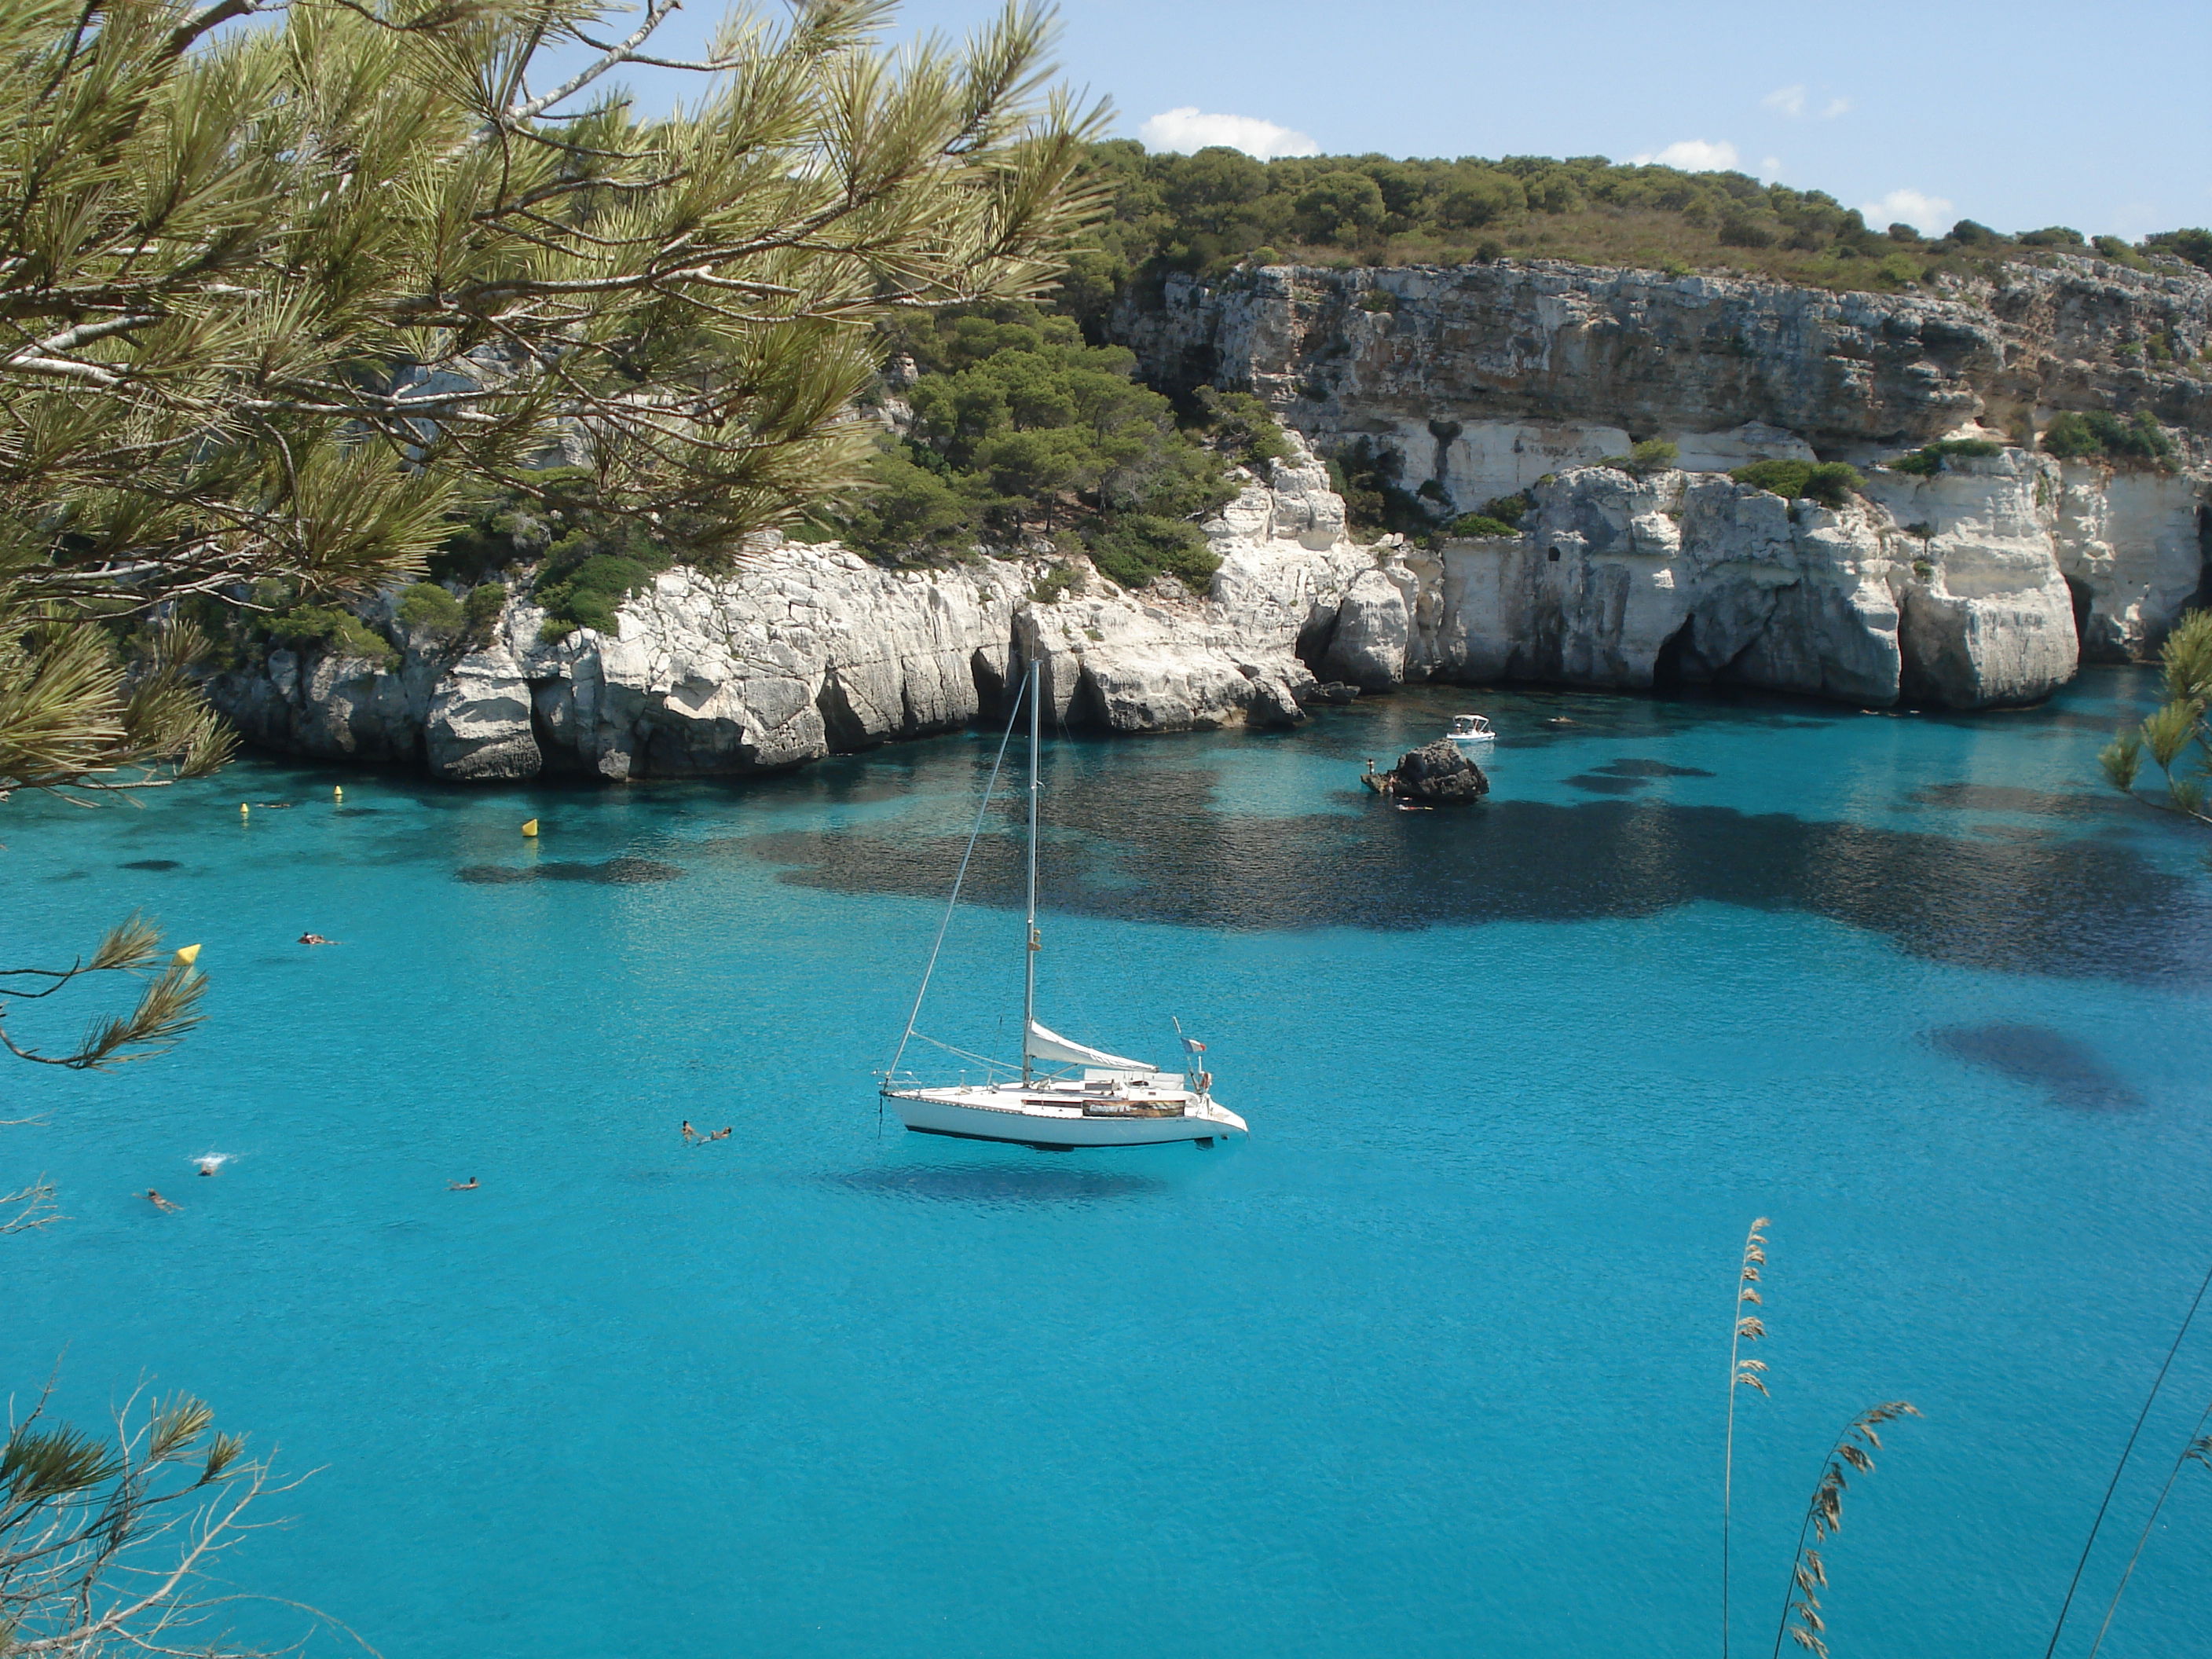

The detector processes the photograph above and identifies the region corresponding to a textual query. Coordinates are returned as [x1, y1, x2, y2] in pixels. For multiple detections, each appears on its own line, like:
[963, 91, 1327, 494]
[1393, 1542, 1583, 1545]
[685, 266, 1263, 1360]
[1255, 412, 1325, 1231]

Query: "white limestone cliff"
[1308, 456, 2074, 709]
[1115, 256, 2212, 657]
[214, 433, 2111, 785]
[213, 438, 1372, 781]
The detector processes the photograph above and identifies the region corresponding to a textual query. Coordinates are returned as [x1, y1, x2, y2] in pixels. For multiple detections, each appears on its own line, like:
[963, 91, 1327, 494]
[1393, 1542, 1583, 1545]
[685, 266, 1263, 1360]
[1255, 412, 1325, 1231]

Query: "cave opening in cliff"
[2064, 574, 2094, 654]
[1652, 619, 1696, 691]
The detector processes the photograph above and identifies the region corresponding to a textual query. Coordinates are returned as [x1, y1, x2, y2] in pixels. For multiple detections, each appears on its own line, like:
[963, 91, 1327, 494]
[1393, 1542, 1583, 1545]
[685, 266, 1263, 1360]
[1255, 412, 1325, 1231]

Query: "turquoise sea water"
[9, 670, 2212, 1659]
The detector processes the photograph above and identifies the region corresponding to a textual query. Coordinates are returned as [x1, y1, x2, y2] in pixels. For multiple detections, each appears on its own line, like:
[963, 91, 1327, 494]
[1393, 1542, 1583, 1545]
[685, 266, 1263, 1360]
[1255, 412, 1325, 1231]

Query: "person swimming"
[298, 932, 332, 946]
[196, 1160, 217, 1177]
[681, 1120, 700, 1143]
[709, 1126, 732, 1141]
[145, 1189, 180, 1211]
[448, 1177, 478, 1191]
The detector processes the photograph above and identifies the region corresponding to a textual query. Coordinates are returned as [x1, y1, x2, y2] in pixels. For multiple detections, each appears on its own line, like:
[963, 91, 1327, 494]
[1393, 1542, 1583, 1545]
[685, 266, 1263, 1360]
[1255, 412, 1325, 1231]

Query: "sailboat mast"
[1022, 660, 1041, 1083]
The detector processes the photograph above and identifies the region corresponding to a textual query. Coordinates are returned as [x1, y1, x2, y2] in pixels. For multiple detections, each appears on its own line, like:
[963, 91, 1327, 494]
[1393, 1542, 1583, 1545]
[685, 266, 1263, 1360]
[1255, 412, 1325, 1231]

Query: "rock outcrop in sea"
[1372, 740, 1489, 804]
[211, 253, 2212, 782]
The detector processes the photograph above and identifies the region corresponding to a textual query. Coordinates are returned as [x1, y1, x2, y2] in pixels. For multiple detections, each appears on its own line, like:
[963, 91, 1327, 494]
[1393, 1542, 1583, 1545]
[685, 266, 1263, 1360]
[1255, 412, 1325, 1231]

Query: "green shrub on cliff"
[396, 583, 465, 641]
[1730, 459, 1866, 507]
[2143, 229, 2212, 272]
[2041, 410, 2174, 467]
[1448, 514, 1522, 538]
[266, 605, 398, 669]
[1598, 439, 1681, 476]
[1192, 387, 1293, 468]
[537, 552, 665, 642]
[463, 584, 507, 641]
[1086, 515, 1218, 588]
[1887, 439, 2001, 477]
[1327, 438, 1433, 540]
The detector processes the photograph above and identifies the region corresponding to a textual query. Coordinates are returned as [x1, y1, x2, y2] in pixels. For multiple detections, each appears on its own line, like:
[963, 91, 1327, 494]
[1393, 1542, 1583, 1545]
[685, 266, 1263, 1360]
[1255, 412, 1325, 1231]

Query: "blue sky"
[596, 0, 2209, 238]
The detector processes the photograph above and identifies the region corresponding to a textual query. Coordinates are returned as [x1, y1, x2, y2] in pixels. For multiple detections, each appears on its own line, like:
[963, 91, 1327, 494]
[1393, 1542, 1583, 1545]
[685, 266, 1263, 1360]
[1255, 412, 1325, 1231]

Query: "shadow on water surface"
[1927, 1023, 2143, 1110]
[1564, 775, 1644, 795]
[119, 859, 181, 870]
[456, 857, 685, 885]
[748, 764, 2212, 983]
[819, 1162, 1170, 1205]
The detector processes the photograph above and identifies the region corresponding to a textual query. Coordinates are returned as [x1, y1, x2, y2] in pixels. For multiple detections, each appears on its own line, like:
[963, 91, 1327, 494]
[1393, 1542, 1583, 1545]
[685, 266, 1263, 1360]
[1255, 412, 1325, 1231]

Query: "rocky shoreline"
[211, 254, 2212, 784]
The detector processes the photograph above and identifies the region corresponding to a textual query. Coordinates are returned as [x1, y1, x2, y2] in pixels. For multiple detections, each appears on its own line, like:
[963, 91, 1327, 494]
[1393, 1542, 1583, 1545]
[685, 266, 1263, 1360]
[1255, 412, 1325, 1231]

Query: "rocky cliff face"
[211, 255, 2212, 781]
[1111, 255, 2212, 660]
[214, 431, 2111, 783]
[1316, 451, 2075, 709]
[211, 441, 1368, 782]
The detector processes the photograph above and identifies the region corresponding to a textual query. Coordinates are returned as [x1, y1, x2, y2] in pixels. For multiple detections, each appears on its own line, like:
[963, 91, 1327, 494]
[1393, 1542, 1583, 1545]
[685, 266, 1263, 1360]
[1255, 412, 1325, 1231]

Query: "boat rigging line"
[881, 662, 1034, 1119]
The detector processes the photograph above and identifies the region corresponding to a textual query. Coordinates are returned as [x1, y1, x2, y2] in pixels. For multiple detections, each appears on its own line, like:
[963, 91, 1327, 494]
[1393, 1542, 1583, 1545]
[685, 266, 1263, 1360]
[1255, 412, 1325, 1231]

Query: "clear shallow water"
[8, 671, 2212, 1659]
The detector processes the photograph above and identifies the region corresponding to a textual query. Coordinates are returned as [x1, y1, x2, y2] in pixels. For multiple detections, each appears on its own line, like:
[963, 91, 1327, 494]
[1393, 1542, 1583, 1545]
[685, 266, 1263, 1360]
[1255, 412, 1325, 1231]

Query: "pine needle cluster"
[0, 910, 207, 1068]
[2101, 610, 2212, 823]
[0, 1384, 309, 1657]
[0, 0, 1106, 797]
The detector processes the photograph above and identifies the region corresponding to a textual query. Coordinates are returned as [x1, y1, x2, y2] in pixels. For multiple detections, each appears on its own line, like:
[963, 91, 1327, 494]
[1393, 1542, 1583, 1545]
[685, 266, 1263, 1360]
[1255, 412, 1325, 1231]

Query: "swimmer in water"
[197, 1160, 217, 1177]
[709, 1126, 732, 1141]
[448, 1177, 478, 1191]
[145, 1189, 180, 1211]
[298, 932, 332, 946]
[680, 1120, 699, 1143]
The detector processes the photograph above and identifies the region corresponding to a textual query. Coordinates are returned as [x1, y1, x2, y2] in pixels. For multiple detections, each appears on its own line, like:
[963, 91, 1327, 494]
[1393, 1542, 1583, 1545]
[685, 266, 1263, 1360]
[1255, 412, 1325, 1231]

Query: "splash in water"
[192, 1152, 229, 1176]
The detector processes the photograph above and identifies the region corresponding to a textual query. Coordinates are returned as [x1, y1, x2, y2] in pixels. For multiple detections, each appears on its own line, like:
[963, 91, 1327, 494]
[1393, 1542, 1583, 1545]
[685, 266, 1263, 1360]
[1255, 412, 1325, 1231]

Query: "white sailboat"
[879, 664, 1248, 1150]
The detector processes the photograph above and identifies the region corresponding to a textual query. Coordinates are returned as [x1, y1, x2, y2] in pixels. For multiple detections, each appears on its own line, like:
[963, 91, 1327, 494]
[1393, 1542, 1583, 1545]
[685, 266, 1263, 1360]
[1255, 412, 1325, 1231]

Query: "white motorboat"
[1448, 712, 1496, 748]
[880, 665, 1248, 1150]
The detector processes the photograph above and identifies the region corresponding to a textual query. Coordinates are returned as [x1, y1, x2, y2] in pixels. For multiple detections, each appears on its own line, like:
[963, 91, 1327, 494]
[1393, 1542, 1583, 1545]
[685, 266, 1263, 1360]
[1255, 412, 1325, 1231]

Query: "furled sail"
[1024, 1020, 1157, 1073]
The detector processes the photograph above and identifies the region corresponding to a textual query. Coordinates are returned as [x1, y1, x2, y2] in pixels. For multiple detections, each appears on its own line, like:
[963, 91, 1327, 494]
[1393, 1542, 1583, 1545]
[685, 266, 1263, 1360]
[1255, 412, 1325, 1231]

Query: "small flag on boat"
[1182, 1035, 1206, 1054]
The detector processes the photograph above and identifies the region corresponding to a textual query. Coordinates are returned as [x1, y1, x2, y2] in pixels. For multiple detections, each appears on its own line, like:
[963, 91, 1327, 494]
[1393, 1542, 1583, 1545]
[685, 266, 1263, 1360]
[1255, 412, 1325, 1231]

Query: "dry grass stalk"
[2043, 1257, 2212, 1659]
[2084, 1401, 2212, 1659]
[1724, 1218, 1771, 1659]
[1771, 1402, 1920, 1659]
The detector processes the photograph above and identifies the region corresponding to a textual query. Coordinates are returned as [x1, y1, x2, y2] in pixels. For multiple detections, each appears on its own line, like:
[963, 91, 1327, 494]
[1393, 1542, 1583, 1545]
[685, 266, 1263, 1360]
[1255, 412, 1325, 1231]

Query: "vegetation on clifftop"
[1054, 142, 2212, 314]
[799, 304, 1290, 588]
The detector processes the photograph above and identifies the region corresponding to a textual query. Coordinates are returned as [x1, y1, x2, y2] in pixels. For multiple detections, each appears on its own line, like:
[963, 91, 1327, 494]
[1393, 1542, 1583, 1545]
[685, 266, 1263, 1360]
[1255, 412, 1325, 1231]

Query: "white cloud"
[1761, 156, 1784, 180]
[1632, 139, 1741, 172]
[1861, 189, 1955, 234]
[1137, 107, 1320, 161]
[1764, 86, 1851, 120]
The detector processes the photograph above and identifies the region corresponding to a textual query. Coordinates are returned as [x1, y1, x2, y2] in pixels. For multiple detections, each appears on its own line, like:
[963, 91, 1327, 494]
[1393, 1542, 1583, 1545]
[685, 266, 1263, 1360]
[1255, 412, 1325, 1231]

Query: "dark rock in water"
[1300, 681, 1361, 705]
[1381, 740, 1489, 804]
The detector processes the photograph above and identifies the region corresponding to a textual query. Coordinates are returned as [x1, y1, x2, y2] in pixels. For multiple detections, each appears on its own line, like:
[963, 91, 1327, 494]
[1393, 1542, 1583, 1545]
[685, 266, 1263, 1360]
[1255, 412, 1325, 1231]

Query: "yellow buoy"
[333, 785, 344, 802]
[521, 818, 540, 837]
[173, 943, 201, 966]
[239, 802, 250, 817]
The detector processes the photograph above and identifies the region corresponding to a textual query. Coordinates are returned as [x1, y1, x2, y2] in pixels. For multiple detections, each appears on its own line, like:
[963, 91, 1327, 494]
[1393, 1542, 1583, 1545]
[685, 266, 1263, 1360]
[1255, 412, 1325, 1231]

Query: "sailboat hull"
[883, 1086, 1248, 1149]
